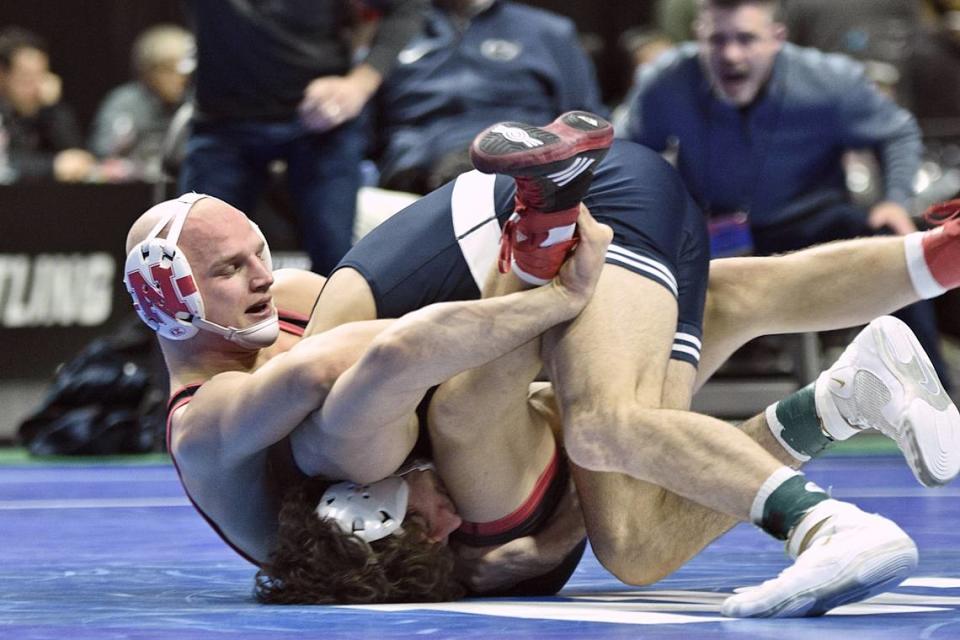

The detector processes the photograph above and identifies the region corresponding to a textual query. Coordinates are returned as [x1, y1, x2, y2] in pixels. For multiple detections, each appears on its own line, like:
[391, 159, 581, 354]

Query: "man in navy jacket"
[369, 0, 605, 194]
[622, 0, 950, 389]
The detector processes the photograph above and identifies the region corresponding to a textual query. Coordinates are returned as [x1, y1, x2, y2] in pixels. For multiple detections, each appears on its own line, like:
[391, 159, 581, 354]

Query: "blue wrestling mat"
[1, 451, 958, 639]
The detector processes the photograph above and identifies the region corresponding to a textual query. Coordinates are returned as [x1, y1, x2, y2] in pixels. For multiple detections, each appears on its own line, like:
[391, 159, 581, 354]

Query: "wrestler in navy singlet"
[337, 140, 709, 365]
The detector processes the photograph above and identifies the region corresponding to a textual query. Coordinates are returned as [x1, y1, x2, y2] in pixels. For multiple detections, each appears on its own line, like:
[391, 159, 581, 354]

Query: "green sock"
[754, 471, 830, 540]
[765, 382, 833, 461]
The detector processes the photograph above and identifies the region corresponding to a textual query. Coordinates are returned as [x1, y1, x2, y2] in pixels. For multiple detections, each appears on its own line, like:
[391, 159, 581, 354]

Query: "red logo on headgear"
[127, 262, 196, 326]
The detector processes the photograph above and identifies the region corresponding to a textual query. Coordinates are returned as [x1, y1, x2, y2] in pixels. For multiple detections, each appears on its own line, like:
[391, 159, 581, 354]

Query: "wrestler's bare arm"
[169, 319, 394, 467]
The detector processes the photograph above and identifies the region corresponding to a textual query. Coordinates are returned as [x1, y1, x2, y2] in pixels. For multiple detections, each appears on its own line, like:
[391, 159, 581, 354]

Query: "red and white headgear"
[123, 193, 279, 349]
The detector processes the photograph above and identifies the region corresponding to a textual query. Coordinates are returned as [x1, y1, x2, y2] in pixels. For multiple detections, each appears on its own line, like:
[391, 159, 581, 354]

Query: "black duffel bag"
[17, 319, 167, 456]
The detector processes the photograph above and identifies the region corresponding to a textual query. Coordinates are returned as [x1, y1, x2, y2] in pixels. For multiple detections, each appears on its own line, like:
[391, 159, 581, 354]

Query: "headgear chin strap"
[191, 313, 281, 350]
[316, 476, 410, 543]
[123, 193, 279, 348]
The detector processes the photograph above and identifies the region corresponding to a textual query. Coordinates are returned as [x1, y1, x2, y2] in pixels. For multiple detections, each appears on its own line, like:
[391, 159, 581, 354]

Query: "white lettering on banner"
[0, 253, 114, 327]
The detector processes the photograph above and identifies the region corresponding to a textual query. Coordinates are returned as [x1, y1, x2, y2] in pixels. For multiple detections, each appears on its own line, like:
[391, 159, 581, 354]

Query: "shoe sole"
[772, 538, 916, 617]
[470, 111, 613, 176]
[871, 316, 960, 487]
[725, 535, 918, 618]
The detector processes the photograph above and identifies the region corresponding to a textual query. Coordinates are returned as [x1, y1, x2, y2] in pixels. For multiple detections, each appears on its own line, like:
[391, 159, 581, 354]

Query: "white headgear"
[316, 476, 410, 543]
[123, 193, 279, 348]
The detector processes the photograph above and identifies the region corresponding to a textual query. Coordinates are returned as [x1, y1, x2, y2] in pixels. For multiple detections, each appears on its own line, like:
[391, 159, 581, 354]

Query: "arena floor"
[1, 447, 958, 640]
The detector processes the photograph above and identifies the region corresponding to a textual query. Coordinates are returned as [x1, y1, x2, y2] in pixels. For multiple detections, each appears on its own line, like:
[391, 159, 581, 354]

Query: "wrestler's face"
[405, 469, 462, 544]
[181, 201, 276, 339]
[696, 2, 785, 107]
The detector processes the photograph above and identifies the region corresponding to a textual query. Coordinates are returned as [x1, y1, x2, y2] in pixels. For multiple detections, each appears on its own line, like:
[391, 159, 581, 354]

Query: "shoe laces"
[498, 214, 519, 274]
[923, 198, 960, 226]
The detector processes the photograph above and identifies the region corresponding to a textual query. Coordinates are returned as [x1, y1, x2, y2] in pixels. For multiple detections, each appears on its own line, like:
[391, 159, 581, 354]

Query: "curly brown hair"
[255, 477, 465, 604]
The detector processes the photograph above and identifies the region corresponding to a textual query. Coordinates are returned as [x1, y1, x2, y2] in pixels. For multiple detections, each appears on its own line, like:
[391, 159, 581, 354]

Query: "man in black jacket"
[179, 0, 429, 275]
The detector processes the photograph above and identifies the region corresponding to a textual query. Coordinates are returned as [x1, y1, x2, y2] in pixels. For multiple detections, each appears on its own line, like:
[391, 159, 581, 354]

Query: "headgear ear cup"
[124, 193, 207, 340]
[316, 477, 410, 543]
[123, 193, 279, 347]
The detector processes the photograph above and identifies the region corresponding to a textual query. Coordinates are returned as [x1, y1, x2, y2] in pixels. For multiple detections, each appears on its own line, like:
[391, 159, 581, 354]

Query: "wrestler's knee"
[707, 256, 790, 332]
[560, 402, 622, 472]
[588, 528, 681, 586]
[704, 259, 755, 331]
[561, 403, 663, 475]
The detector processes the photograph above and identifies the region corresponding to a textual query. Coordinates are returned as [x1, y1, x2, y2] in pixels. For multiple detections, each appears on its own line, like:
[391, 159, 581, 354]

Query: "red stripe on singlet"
[277, 309, 309, 336]
[457, 450, 560, 538]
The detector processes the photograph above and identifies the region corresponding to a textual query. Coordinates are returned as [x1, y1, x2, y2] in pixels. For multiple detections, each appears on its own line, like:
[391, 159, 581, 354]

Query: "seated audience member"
[0, 26, 94, 183]
[622, 0, 952, 391]
[89, 24, 194, 182]
[368, 0, 605, 194]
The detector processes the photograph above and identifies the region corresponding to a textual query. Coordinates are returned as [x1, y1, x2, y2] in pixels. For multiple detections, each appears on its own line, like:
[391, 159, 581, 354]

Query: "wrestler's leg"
[427, 266, 557, 523]
[427, 267, 586, 595]
[541, 267, 787, 569]
[700, 235, 960, 488]
[698, 236, 918, 385]
[556, 358, 795, 585]
[554, 235, 955, 582]
[551, 331, 943, 587]
[698, 214, 960, 385]
[291, 209, 608, 482]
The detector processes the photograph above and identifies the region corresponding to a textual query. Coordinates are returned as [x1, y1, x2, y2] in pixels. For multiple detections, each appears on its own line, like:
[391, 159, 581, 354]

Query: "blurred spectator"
[656, 0, 698, 43]
[622, 0, 952, 390]
[368, 0, 605, 194]
[179, 0, 428, 275]
[88, 24, 194, 182]
[0, 26, 94, 183]
[624, 0, 922, 241]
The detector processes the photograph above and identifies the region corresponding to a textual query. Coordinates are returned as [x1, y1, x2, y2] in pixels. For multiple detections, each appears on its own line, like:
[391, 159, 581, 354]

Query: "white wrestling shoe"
[816, 315, 960, 487]
[722, 500, 918, 618]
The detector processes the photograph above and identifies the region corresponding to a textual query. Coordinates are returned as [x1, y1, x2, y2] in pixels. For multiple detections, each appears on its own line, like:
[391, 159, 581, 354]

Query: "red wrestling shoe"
[470, 111, 614, 284]
[921, 198, 960, 291]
